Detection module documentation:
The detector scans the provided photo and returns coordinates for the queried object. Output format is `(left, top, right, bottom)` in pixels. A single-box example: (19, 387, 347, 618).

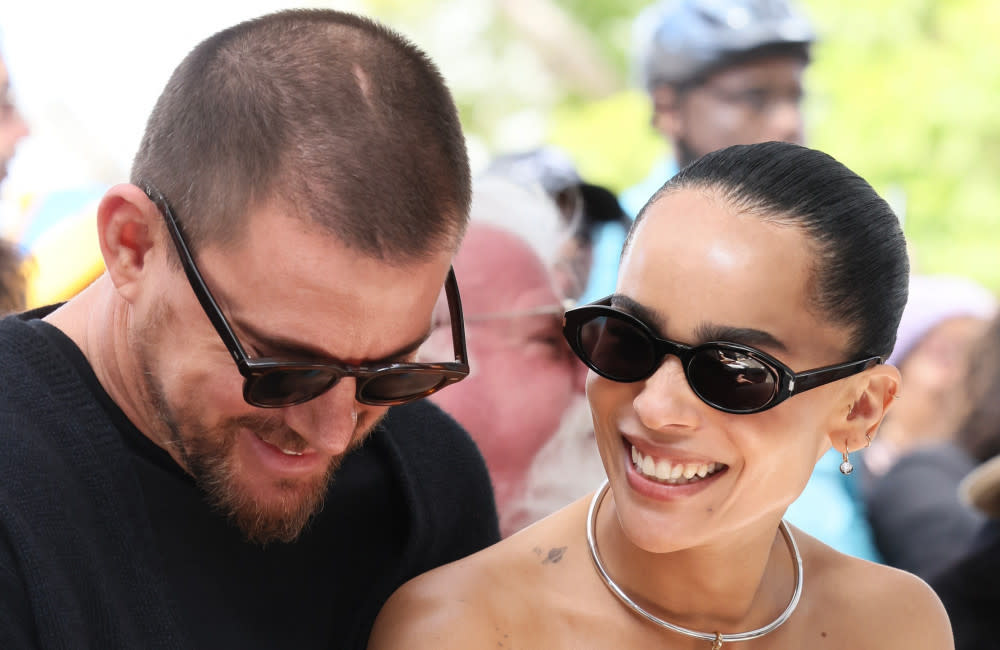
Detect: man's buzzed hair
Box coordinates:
(131, 9, 471, 263)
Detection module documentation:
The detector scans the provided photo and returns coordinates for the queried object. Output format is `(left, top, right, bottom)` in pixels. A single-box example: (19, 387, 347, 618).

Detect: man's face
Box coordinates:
(428, 225, 587, 507)
(653, 56, 807, 167)
(0, 58, 30, 184)
(133, 203, 454, 544)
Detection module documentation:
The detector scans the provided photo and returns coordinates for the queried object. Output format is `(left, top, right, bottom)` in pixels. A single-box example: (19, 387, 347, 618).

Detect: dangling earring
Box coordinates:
(840, 443, 854, 475)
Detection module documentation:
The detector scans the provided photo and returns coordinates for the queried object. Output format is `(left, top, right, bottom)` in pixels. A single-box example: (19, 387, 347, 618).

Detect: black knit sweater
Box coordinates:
(0, 312, 499, 649)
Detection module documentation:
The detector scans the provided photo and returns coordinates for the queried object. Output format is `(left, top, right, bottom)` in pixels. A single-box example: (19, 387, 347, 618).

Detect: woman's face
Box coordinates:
(590, 187, 858, 552)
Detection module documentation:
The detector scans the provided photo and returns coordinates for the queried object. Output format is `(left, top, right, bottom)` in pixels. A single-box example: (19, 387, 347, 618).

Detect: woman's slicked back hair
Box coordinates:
(627, 141, 909, 359)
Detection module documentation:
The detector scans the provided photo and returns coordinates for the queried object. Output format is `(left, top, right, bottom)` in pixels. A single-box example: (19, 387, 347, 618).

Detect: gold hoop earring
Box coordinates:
(840, 443, 854, 475)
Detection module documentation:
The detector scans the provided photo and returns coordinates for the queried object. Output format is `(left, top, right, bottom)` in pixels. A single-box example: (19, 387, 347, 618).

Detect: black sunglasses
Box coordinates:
(143, 184, 470, 408)
(562, 299, 881, 414)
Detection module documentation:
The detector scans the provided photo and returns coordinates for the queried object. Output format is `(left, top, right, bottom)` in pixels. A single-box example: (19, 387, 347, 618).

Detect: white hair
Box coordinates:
(469, 173, 571, 267)
(501, 395, 606, 536)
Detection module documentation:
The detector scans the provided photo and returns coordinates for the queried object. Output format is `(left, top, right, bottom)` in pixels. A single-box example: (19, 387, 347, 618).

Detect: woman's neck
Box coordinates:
(594, 490, 797, 635)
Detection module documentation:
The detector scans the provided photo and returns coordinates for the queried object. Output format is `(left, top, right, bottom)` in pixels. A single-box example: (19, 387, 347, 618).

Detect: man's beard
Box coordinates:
(134, 319, 357, 545)
(175, 409, 339, 546)
(149, 376, 341, 545)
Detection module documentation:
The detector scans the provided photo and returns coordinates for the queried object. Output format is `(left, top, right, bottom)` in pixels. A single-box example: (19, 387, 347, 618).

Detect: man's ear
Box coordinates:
(829, 364, 902, 455)
(650, 84, 685, 140)
(97, 183, 162, 304)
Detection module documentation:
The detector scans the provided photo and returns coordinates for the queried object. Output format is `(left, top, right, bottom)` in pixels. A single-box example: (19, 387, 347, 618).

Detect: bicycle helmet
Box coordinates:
(635, 0, 816, 90)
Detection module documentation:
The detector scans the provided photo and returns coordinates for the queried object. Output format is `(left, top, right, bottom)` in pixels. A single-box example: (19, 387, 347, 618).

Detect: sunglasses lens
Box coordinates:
(688, 348, 778, 412)
(359, 371, 449, 405)
(246, 368, 339, 407)
(576, 313, 657, 381)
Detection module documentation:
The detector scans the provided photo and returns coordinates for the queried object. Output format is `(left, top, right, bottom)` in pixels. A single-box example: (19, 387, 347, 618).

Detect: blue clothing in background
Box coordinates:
(785, 448, 883, 562)
(578, 159, 677, 304)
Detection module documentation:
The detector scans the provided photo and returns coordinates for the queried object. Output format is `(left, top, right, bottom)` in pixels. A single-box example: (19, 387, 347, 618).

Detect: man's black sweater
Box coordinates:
(0, 313, 500, 649)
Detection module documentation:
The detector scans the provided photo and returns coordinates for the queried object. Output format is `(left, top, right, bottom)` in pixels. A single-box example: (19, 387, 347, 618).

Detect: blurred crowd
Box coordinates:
(1, 1, 999, 648)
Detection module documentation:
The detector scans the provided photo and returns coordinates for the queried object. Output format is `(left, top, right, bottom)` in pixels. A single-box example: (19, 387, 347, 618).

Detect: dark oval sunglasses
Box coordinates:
(562, 300, 882, 415)
(143, 184, 470, 408)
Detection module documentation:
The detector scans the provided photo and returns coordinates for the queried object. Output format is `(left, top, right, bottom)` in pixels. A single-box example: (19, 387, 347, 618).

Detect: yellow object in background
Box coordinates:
(10, 186, 107, 308)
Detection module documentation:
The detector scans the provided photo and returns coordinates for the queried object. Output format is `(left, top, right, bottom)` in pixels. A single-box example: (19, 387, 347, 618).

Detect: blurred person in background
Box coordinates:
(13, 185, 106, 307)
(444, 156, 627, 536)
(867, 275, 997, 476)
(864, 274, 997, 578)
(582, 0, 816, 304)
(426, 176, 588, 535)
(0, 237, 24, 314)
(1, 42, 103, 309)
(0, 48, 29, 186)
(930, 310, 1000, 650)
(501, 377, 606, 535)
(485, 146, 630, 301)
(0, 46, 28, 313)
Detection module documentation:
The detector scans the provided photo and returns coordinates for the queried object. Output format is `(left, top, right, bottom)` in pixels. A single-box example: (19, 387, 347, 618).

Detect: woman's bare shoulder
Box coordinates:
(796, 529, 954, 649)
(365, 561, 503, 650)
(367, 495, 595, 650)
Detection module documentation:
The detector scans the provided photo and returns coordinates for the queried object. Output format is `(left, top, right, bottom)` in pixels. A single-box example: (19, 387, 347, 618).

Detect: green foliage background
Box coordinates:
(373, 0, 1000, 292)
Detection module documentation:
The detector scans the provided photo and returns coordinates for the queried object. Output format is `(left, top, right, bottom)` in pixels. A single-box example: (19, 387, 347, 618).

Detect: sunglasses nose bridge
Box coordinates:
(649, 337, 691, 375)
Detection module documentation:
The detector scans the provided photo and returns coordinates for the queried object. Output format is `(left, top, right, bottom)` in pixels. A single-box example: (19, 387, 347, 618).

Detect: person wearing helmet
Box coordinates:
(580, 0, 815, 305)
(633, 0, 814, 174)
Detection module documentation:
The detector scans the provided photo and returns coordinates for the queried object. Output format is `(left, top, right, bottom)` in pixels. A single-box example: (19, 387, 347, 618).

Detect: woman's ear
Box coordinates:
(97, 183, 162, 304)
(829, 364, 902, 455)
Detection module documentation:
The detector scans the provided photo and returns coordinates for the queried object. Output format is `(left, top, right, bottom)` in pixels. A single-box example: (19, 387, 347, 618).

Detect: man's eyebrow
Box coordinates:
(236, 319, 432, 364)
(608, 294, 788, 352)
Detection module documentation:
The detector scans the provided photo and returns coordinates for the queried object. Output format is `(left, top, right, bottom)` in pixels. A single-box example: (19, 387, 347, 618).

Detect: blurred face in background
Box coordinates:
(427, 224, 587, 509)
(887, 315, 992, 447)
(653, 56, 806, 167)
(0, 57, 30, 184)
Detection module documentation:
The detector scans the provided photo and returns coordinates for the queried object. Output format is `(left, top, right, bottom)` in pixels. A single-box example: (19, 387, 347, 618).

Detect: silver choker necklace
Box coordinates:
(586, 480, 803, 649)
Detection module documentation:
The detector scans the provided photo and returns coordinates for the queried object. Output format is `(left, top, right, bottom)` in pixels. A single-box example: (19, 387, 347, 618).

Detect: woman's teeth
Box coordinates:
(631, 445, 723, 484)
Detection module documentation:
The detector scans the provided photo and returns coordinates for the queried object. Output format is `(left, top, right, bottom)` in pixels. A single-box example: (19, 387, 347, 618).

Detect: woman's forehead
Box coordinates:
(619, 188, 849, 364)
(624, 188, 805, 284)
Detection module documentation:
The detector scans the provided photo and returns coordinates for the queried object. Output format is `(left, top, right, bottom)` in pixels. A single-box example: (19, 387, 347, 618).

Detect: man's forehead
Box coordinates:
(194, 210, 451, 357)
(707, 56, 805, 86)
(457, 250, 558, 313)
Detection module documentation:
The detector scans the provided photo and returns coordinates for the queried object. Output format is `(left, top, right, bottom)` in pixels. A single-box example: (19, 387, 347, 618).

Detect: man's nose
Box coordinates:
(280, 377, 360, 456)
